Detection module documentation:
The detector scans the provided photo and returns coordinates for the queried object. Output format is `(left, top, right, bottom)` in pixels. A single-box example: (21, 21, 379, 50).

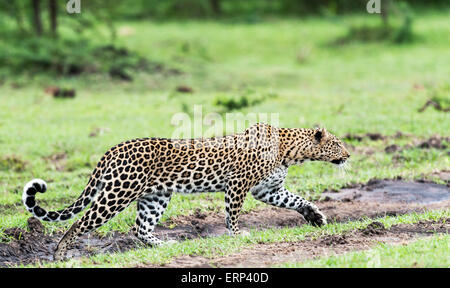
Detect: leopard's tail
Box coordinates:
(22, 176, 102, 222)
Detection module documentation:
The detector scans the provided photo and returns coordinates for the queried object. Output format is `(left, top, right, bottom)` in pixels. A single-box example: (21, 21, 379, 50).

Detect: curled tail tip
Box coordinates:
(22, 179, 47, 211)
(23, 179, 47, 196)
(22, 179, 82, 222)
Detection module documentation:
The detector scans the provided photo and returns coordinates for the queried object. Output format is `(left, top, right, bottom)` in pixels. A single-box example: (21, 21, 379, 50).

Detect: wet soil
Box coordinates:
(154, 219, 449, 268)
(322, 179, 450, 204)
(1, 179, 449, 267)
(343, 133, 449, 159)
(0, 218, 141, 267)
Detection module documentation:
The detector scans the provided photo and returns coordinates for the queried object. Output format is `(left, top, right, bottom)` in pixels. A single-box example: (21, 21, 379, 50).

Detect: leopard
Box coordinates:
(22, 123, 350, 260)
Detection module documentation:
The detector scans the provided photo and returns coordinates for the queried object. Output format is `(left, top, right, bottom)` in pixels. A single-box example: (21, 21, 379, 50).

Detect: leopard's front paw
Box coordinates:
(299, 205, 327, 227)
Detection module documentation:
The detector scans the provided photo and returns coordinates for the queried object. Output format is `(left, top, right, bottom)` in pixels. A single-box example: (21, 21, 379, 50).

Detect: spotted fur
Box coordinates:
(22, 123, 350, 260)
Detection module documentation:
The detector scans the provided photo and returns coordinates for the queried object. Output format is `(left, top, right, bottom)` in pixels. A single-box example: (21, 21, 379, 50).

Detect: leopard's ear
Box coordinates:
(313, 127, 327, 143)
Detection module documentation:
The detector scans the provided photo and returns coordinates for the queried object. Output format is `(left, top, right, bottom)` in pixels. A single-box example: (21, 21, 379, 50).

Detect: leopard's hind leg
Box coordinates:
(54, 189, 140, 261)
(131, 191, 172, 246)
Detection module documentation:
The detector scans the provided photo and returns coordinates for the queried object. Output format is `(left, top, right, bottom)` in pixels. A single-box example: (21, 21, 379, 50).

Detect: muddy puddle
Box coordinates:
(322, 179, 450, 204)
(1, 179, 449, 267)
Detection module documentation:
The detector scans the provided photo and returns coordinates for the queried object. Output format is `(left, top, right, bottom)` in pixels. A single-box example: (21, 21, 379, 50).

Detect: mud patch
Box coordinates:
(418, 99, 450, 113)
(45, 87, 76, 99)
(320, 234, 348, 245)
(343, 131, 414, 143)
(430, 170, 450, 183)
(359, 221, 386, 236)
(385, 136, 449, 155)
(343, 132, 449, 160)
(0, 155, 28, 172)
(322, 180, 450, 204)
(343, 132, 386, 142)
(155, 219, 449, 268)
(176, 85, 194, 93)
(416, 135, 449, 150)
(0, 218, 142, 267)
(44, 153, 68, 171)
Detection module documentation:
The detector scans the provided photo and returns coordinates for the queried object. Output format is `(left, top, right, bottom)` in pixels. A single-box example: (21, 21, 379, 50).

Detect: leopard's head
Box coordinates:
(280, 127, 350, 166)
(306, 127, 350, 165)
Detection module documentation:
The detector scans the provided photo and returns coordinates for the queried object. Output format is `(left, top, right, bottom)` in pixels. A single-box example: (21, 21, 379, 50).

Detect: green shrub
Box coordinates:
(0, 35, 156, 79)
(334, 1, 416, 45)
(214, 91, 277, 112)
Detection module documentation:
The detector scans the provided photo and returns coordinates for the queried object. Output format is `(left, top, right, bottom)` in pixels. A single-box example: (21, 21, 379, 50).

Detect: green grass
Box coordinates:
(279, 233, 450, 268)
(0, 11, 449, 267)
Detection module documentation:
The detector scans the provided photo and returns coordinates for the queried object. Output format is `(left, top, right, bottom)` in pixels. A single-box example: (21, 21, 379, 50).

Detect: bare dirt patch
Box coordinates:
(418, 99, 450, 113)
(384, 135, 449, 156)
(155, 219, 449, 268)
(343, 132, 386, 142)
(429, 170, 450, 183)
(45, 86, 76, 99)
(176, 85, 194, 93)
(44, 153, 68, 171)
(343, 132, 449, 160)
(0, 155, 28, 172)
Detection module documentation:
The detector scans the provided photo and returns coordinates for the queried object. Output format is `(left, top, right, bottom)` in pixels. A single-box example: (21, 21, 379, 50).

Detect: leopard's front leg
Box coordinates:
(254, 186, 326, 226)
(224, 176, 251, 236)
(250, 167, 327, 227)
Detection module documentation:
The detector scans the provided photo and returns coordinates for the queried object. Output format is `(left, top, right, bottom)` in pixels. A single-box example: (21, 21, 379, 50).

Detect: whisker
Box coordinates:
(337, 163, 346, 177)
(334, 158, 352, 178)
(346, 160, 352, 171)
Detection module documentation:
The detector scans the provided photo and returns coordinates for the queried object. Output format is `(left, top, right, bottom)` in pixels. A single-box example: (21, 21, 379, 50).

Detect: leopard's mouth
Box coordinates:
(331, 158, 346, 165)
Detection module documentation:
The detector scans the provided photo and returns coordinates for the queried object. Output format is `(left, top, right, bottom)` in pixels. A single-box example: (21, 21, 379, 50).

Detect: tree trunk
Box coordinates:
(49, 0, 58, 37)
(12, 0, 26, 33)
(381, 0, 390, 27)
(31, 0, 43, 36)
(210, 0, 221, 16)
